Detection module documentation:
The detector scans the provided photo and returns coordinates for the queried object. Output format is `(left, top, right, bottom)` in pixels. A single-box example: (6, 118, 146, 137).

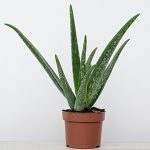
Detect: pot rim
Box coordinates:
(62, 109, 105, 123)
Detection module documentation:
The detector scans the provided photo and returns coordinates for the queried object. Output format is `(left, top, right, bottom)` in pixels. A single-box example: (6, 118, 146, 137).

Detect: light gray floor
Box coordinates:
(0, 142, 150, 150)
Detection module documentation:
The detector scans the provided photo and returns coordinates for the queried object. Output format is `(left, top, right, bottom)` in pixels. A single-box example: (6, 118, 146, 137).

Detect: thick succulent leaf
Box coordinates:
(74, 65, 95, 111)
(87, 39, 130, 108)
(85, 48, 97, 72)
(5, 24, 64, 96)
(79, 35, 87, 86)
(70, 5, 80, 95)
(88, 14, 139, 97)
(55, 55, 76, 109)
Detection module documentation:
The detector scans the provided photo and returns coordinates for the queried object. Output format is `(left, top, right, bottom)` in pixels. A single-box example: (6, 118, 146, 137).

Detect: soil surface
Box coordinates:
(63, 107, 105, 113)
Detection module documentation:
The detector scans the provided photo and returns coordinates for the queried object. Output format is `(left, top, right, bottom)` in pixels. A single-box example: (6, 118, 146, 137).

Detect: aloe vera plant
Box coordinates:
(5, 5, 139, 111)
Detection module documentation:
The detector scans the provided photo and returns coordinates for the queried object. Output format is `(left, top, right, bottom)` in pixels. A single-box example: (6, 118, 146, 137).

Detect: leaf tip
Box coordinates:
(55, 54, 58, 60)
(136, 13, 140, 17)
(133, 13, 140, 20)
(4, 23, 10, 27)
(4, 24, 16, 30)
(93, 47, 97, 53)
(123, 39, 130, 47)
(126, 38, 130, 42)
(84, 35, 87, 43)
(70, 4, 73, 12)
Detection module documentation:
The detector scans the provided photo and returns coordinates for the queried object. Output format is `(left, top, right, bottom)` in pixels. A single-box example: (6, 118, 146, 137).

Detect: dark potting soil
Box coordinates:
(63, 107, 105, 113)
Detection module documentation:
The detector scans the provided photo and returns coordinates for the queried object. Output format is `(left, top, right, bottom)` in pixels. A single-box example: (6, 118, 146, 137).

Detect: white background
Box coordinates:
(0, 0, 149, 143)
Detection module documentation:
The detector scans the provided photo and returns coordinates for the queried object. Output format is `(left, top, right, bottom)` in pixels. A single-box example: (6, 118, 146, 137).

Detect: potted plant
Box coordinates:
(5, 5, 139, 149)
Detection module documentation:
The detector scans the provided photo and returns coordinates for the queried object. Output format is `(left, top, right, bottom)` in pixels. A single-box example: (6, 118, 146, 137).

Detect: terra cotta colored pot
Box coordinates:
(62, 110, 105, 149)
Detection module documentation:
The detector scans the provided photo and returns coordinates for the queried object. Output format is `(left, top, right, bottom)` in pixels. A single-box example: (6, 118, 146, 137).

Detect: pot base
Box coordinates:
(66, 144, 100, 149)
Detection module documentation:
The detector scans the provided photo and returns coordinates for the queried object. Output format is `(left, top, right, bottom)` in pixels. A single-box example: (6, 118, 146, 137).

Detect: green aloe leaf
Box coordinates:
(74, 65, 95, 111)
(55, 55, 76, 109)
(87, 39, 130, 108)
(85, 48, 97, 72)
(79, 35, 87, 86)
(5, 24, 64, 96)
(88, 14, 140, 97)
(70, 4, 80, 95)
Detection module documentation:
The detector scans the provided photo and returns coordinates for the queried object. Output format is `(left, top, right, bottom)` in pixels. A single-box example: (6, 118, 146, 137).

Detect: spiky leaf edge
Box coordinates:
(74, 65, 95, 111)
(87, 39, 130, 108)
(55, 55, 76, 109)
(88, 14, 140, 98)
(79, 35, 87, 86)
(5, 24, 65, 96)
(85, 48, 97, 72)
(70, 5, 80, 95)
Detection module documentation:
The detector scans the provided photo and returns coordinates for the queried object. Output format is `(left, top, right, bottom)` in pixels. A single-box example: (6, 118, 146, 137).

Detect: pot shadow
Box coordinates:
(65, 148, 101, 150)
